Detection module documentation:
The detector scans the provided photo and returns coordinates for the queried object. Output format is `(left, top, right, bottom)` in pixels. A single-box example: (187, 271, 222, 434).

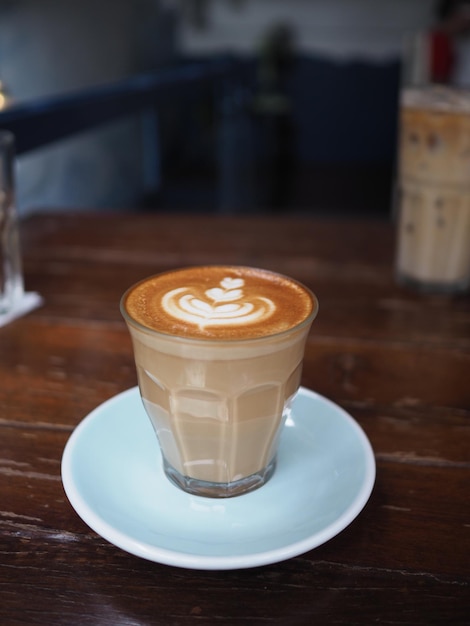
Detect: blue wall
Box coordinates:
(288, 55, 401, 164)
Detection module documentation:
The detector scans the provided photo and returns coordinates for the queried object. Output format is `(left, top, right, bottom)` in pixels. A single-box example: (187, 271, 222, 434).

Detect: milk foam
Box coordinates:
(122, 266, 316, 340)
(162, 276, 275, 328)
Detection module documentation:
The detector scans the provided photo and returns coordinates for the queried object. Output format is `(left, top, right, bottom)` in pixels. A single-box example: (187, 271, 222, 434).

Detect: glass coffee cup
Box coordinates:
(121, 265, 318, 498)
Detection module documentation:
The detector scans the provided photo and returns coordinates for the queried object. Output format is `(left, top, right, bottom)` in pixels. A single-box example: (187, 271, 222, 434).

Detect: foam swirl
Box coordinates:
(161, 277, 275, 328)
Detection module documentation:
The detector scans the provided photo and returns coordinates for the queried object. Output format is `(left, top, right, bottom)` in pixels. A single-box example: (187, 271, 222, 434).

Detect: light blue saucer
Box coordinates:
(61, 387, 375, 570)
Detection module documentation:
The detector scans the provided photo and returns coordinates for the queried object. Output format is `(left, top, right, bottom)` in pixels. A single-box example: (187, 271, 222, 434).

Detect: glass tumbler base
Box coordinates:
(163, 457, 276, 498)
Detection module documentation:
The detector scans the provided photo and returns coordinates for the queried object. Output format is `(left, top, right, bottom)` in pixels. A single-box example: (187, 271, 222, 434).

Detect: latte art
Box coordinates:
(122, 266, 316, 339)
(162, 277, 275, 327)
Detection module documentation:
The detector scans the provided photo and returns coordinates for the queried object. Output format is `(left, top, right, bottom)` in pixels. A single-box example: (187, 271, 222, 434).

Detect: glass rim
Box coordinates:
(120, 265, 319, 345)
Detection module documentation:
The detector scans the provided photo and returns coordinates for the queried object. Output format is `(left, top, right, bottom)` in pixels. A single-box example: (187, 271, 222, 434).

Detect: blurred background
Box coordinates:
(0, 0, 439, 217)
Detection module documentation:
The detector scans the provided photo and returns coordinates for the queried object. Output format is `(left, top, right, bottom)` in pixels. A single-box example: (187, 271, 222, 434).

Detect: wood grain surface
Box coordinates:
(1, 213, 468, 625)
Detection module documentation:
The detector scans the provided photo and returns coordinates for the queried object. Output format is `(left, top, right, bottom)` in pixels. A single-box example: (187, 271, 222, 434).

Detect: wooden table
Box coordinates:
(1, 212, 468, 625)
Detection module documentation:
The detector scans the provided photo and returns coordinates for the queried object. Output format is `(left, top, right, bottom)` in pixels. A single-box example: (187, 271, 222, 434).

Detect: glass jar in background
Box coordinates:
(395, 85, 470, 294)
(0, 130, 24, 314)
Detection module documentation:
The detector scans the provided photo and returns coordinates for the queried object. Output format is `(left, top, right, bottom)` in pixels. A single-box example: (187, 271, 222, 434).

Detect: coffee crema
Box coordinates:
(123, 266, 315, 339)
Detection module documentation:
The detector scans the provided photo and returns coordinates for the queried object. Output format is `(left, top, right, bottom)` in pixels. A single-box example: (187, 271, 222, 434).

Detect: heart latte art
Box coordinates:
(162, 277, 275, 327)
(122, 266, 316, 339)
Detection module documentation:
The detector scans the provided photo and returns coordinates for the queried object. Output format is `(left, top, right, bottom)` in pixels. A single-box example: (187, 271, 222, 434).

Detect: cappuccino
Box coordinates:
(121, 266, 317, 497)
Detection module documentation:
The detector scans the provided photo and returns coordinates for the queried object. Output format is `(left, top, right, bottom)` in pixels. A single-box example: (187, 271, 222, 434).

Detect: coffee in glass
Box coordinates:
(121, 265, 317, 497)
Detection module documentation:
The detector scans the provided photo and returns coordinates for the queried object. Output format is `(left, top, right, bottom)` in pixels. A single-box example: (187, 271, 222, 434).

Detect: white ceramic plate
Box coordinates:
(61, 386, 375, 570)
